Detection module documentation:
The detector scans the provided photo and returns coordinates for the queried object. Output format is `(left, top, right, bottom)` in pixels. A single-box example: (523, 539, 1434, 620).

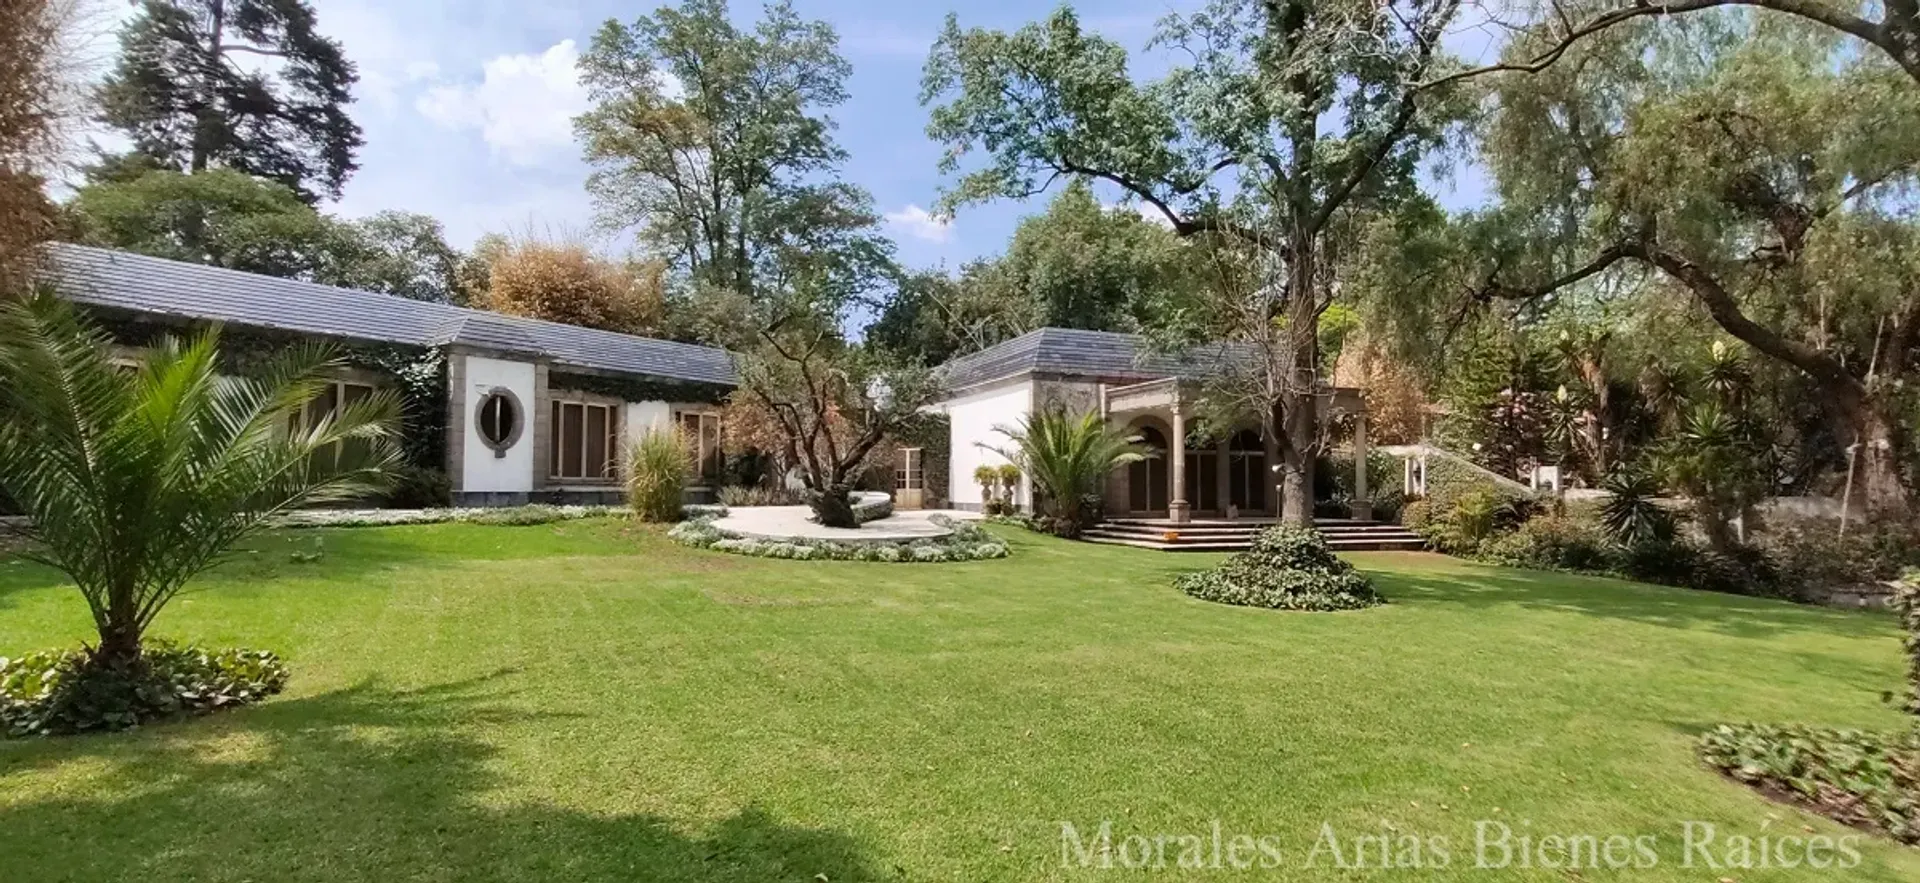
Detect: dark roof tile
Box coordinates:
(45, 244, 736, 386)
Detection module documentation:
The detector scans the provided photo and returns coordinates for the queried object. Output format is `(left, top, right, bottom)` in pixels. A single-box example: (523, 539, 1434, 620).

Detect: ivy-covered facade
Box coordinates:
(50, 243, 738, 507)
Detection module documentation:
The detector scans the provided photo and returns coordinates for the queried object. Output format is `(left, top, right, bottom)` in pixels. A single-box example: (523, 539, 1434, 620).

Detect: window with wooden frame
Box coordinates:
(677, 411, 722, 483)
(895, 447, 923, 491)
(549, 400, 621, 481)
(290, 379, 377, 434)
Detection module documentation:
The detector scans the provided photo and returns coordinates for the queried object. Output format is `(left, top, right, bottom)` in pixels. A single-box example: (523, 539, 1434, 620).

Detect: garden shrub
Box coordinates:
(1698, 723, 1919, 845)
(382, 465, 452, 509)
(717, 484, 802, 506)
(1898, 571, 1920, 719)
(1400, 499, 1431, 532)
(464, 504, 571, 526)
(627, 429, 689, 523)
(1174, 525, 1385, 611)
(1481, 515, 1613, 573)
(1, 642, 289, 738)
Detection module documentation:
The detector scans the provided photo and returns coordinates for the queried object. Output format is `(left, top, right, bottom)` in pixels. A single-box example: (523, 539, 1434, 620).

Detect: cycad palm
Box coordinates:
(988, 408, 1145, 537)
(0, 292, 402, 667)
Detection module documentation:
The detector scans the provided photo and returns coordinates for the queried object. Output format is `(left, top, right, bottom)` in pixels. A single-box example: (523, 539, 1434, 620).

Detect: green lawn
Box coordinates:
(1, 520, 1914, 881)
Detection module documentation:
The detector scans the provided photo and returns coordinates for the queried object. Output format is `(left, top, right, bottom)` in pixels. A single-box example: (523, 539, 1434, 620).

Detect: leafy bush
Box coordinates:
(278, 505, 625, 528)
(383, 465, 452, 509)
(1, 642, 289, 738)
(1400, 499, 1431, 532)
(1763, 518, 1920, 596)
(1481, 515, 1613, 572)
(717, 484, 802, 506)
(627, 429, 689, 523)
(1174, 525, 1385, 611)
(1698, 723, 1919, 845)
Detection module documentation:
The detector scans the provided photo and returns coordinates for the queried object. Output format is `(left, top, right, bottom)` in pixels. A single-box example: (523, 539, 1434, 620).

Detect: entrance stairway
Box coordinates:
(1081, 518, 1427, 552)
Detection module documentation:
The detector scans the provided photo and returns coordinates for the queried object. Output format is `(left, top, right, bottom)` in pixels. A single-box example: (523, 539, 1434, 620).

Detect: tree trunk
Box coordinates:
(1847, 398, 1911, 516)
(193, 0, 228, 174)
(809, 485, 858, 528)
(92, 619, 145, 671)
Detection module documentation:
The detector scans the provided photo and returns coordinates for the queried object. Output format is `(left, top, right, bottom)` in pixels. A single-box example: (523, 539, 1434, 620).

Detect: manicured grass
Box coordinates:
(1, 520, 1915, 881)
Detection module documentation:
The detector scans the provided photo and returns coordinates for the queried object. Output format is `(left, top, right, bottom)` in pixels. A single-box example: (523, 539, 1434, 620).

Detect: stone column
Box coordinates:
(1168, 408, 1190, 523)
(1350, 412, 1372, 522)
(1215, 439, 1231, 518)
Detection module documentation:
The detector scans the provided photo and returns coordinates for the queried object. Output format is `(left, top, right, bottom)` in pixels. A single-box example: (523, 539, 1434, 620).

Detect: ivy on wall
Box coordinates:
(548, 370, 730, 407)
(92, 314, 448, 470)
(870, 412, 952, 507)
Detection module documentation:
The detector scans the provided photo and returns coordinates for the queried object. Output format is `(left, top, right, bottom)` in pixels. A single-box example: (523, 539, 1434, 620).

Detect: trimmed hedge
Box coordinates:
(668, 514, 1009, 563)
(1, 642, 289, 737)
(1174, 524, 1385, 611)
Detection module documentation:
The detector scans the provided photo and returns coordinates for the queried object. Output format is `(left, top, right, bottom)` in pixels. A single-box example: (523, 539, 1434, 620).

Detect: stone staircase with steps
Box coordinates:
(1081, 518, 1427, 552)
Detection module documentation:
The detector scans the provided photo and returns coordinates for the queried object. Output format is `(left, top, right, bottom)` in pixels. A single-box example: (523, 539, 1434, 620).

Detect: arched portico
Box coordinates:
(1101, 377, 1371, 523)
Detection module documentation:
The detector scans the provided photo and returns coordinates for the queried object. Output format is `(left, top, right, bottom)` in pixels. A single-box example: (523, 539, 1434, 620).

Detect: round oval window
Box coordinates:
(475, 389, 522, 453)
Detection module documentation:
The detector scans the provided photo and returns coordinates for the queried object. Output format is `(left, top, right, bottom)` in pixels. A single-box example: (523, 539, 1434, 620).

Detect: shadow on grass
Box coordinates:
(1370, 562, 1894, 641)
(0, 671, 901, 883)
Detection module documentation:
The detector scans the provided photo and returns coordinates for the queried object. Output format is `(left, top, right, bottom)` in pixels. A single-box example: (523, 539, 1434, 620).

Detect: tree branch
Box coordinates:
(1418, 0, 1916, 91)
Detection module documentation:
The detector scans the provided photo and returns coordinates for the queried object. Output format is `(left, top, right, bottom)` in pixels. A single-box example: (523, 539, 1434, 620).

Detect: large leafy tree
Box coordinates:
(96, 0, 363, 203)
(0, 292, 400, 667)
(316, 211, 465, 303)
(479, 235, 667, 335)
(994, 179, 1195, 334)
(65, 167, 341, 278)
(0, 0, 68, 289)
(1433, 0, 1920, 89)
(922, 1, 1468, 523)
(575, 0, 893, 322)
(735, 313, 940, 527)
(1462, 17, 1920, 512)
(66, 170, 469, 302)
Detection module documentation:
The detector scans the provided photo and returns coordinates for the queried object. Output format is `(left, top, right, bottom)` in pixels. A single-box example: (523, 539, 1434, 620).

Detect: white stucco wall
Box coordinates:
(623, 401, 673, 449)
(945, 378, 1033, 508)
(461, 355, 538, 493)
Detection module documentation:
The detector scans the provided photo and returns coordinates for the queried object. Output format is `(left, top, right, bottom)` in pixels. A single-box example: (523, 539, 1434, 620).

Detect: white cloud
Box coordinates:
(884, 204, 953, 243)
(417, 40, 589, 166)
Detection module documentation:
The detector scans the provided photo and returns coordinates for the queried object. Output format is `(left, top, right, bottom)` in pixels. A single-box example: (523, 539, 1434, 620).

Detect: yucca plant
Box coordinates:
(987, 408, 1146, 537)
(0, 292, 402, 669)
(1599, 465, 1674, 545)
(627, 428, 689, 522)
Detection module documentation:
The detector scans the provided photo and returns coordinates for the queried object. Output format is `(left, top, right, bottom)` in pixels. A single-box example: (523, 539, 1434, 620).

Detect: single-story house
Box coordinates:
(928, 327, 1376, 522)
(40, 244, 1377, 522)
(44, 243, 735, 507)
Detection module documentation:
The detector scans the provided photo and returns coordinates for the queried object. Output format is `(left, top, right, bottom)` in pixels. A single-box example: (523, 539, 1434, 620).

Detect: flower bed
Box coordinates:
(1, 642, 289, 737)
(669, 514, 1009, 563)
(1698, 723, 1919, 845)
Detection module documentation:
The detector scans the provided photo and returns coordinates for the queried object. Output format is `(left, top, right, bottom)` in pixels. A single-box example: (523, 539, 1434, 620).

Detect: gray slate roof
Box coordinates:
(936, 327, 1251, 391)
(44, 244, 737, 386)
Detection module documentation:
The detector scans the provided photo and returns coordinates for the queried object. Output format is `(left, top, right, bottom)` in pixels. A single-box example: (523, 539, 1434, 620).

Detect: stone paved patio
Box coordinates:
(711, 505, 980, 543)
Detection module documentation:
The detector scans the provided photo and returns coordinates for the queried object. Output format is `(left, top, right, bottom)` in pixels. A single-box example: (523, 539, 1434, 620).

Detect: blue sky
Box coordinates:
(180, 0, 1505, 268)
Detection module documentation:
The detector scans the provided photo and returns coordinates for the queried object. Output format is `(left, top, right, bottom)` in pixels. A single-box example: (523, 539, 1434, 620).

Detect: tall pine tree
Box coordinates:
(97, 0, 362, 204)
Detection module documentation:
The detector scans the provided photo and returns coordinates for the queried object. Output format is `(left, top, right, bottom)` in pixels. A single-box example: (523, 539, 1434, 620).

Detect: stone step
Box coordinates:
(1081, 521, 1426, 553)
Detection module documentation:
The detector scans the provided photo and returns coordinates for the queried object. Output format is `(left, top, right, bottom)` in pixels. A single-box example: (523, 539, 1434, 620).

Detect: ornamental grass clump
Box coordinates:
(627, 428, 689, 522)
(1174, 524, 1385, 611)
